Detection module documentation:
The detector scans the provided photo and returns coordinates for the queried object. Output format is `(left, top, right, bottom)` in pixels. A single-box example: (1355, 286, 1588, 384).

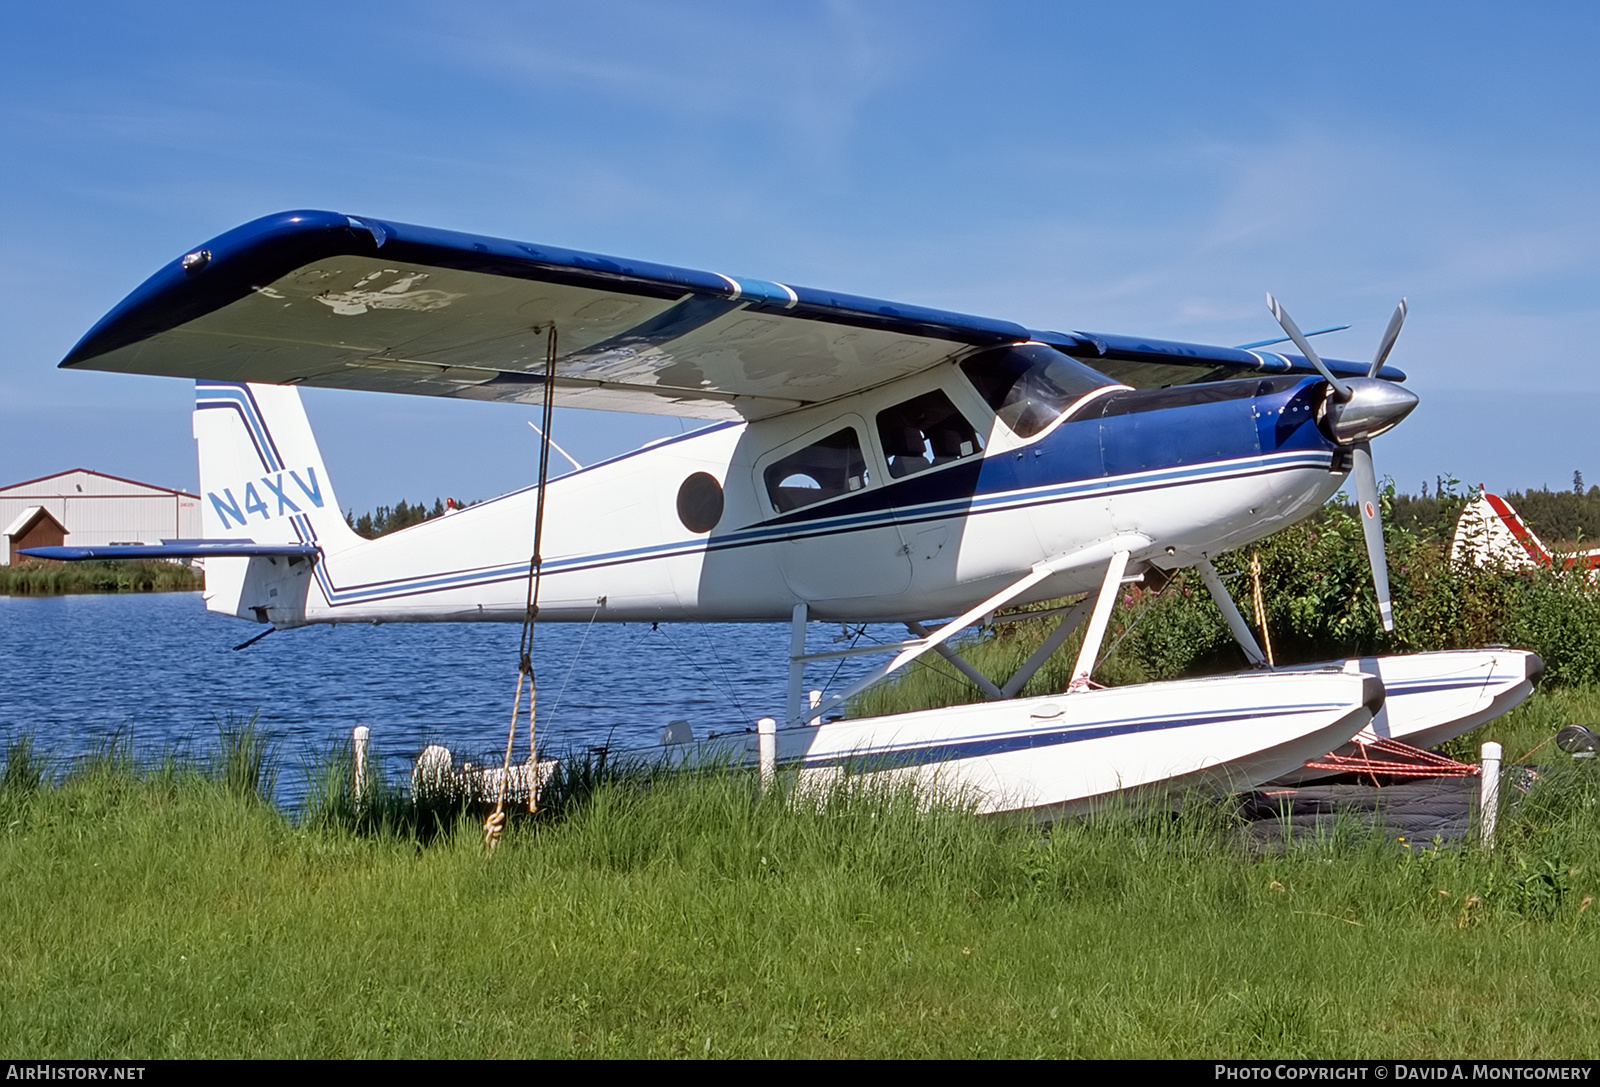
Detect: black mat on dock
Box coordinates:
(1238, 777, 1479, 847)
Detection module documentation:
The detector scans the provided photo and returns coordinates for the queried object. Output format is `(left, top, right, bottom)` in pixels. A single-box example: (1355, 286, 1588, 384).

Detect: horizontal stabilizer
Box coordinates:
(21, 539, 320, 561)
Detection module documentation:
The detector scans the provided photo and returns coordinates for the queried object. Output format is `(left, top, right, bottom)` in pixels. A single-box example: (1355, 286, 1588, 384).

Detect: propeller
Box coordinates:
(1266, 294, 1413, 632)
(1266, 293, 1352, 401)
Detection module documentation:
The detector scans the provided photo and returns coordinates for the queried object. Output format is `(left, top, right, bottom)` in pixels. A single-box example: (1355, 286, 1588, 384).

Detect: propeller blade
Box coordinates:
(1266, 293, 1352, 400)
(1351, 441, 1393, 632)
(1368, 297, 1408, 378)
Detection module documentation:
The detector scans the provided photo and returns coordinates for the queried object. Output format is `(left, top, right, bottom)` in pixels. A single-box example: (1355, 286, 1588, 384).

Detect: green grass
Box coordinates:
(2, 692, 1600, 1058)
(0, 560, 202, 595)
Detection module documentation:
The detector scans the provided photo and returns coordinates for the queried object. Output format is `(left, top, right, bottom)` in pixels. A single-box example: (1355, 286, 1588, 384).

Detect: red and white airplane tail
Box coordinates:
(1452, 491, 1600, 574)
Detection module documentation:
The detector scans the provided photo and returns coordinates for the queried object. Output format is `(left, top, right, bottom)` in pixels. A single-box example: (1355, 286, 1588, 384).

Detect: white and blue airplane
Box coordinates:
(30, 210, 1539, 814)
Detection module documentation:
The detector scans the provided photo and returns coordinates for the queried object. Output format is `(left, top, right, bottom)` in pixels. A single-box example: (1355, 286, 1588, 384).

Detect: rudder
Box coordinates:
(193, 382, 361, 623)
(194, 382, 358, 547)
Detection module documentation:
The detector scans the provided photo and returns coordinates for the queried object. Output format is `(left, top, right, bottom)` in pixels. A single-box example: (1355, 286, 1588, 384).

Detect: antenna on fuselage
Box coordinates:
(1233, 324, 1349, 351)
(527, 421, 583, 473)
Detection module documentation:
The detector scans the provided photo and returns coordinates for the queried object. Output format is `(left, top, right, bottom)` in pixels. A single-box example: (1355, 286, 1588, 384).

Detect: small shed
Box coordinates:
(4, 506, 67, 565)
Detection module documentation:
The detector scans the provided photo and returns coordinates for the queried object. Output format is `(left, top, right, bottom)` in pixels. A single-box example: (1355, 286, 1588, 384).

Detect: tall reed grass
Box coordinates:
(0, 559, 202, 595)
(1, 733, 46, 794)
(215, 715, 275, 801)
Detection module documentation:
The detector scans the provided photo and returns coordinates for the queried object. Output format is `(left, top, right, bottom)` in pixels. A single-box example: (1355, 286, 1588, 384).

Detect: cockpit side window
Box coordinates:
(960, 344, 1120, 438)
(764, 427, 869, 513)
(875, 390, 983, 479)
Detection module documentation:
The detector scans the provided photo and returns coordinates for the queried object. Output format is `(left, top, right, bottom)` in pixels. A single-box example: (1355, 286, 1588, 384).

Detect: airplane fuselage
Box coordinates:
(202, 362, 1349, 628)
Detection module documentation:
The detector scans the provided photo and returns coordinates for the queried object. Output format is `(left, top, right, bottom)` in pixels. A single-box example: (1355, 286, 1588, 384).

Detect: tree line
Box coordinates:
(343, 498, 474, 540)
(1385, 473, 1600, 548)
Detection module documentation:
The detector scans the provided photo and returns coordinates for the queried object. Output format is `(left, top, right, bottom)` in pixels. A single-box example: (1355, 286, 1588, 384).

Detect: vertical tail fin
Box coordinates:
(193, 382, 361, 623)
(194, 382, 360, 549)
(1452, 492, 1550, 569)
(1481, 493, 1553, 565)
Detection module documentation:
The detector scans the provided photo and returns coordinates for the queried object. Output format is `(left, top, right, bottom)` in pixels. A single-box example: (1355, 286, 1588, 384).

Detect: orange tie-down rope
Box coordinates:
(1300, 736, 1481, 781)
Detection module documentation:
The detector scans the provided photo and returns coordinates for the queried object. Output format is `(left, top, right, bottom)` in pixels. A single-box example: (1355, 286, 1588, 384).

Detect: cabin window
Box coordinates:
(764, 427, 869, 513)
(960, 343, 1120, 438)
(676, 472, 725, 533)
(875, 390, 983, 479)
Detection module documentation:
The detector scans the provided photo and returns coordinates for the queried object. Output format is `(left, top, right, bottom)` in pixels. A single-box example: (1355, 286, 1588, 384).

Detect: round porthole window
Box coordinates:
(676, 472, 724, 533)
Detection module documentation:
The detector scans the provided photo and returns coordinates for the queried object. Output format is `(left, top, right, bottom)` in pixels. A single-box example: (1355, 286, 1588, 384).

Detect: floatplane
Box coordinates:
(30, 210, 1539, 816)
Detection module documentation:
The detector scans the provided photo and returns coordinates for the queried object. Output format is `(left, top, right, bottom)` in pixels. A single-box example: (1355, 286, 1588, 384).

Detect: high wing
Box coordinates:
(61, 210, 1405, 420)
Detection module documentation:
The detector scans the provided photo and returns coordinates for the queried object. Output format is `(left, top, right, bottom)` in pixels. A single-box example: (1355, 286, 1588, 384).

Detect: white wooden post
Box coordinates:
(1479, 741, 1502, 850)
(757, 717, 777, 792)
(353, 725, 370, 808)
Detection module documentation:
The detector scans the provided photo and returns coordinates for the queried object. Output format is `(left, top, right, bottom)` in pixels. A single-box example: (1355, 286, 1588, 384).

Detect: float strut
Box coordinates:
(999, 594, 1096, 698)
(803, 538, 1146, 723)
(905, 621, 1005, 700)
(786, 602, 809, 726)
(1067, 550, 1131, 692)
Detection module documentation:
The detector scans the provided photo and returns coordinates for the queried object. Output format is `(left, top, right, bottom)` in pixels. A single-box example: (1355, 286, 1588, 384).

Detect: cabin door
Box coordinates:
(756, 417, 912, 602)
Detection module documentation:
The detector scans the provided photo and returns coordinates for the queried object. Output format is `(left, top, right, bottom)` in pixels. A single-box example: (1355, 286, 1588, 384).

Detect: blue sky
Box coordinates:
(4, 2, 1598, 511)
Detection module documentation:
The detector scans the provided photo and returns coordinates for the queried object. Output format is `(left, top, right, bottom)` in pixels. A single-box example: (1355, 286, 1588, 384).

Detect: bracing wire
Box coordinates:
(543, 604, 602, 734)
(651, 623, 752, 722)
(816, 624, 868, 699)
(696, 622, 754, 722)
(833, 623, 980, 700)
(1093, 572, 1177, 673)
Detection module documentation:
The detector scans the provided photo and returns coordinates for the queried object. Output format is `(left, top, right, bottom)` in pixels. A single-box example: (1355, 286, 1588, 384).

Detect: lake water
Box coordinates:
(0, 592, 910, 806)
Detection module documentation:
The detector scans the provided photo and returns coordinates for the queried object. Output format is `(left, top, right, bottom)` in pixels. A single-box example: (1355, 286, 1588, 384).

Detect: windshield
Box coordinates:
(960, 344, 1121, 438)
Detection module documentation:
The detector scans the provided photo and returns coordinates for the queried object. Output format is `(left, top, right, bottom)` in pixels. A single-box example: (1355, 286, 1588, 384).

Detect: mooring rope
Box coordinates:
(485, 324, 559, 852)
(1249, 549, 1276, 668)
